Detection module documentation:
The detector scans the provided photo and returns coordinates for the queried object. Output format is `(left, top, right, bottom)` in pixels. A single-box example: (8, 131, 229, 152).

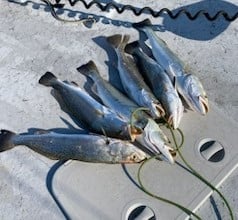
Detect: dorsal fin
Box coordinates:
(71, 81, 79, 86)
(34, 129, 51, 135)
(132, 18, 152, 29)
(101, 127, 110, 145)
(91, 83, 98, 96)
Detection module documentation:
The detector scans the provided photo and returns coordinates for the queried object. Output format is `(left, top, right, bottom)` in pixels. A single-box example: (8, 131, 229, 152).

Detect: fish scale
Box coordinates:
(125, 41, 184, 129)
(107, 34, 165, 119)
(38, 71, 133, 140)
(0, 130, 147, 163)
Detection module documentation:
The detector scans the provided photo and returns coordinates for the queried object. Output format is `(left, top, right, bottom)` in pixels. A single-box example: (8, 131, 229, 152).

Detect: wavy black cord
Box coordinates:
(55, 0, 238, 21)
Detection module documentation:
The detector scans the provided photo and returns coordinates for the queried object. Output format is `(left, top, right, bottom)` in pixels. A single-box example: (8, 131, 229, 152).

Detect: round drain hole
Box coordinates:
(198, 139, 225, 162)
(126, 204, 156, 220)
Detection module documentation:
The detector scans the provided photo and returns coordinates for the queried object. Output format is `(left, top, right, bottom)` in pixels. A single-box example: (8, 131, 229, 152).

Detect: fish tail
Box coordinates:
(132, 18, 152, 29)
(77, 60, 100, 80)
(121, 35, 130, 50)
(106, 34, 122, 48)
(39, 72, 58, 87)
(125, 41, 140, 55)
(107, 34, 130, 50)
(0, 130, 16, 152)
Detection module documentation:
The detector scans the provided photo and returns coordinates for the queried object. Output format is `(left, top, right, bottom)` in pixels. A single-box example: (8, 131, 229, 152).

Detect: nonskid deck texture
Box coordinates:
(0, 0, 238, 219)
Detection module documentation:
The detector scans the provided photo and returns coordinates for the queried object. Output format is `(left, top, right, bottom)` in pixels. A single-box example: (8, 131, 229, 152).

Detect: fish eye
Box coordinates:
(131, 153, 138, 160)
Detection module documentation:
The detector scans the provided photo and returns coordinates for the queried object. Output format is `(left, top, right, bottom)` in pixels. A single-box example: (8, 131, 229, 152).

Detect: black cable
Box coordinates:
(46, 160, 71, 220)
(54, 0, 238, 21)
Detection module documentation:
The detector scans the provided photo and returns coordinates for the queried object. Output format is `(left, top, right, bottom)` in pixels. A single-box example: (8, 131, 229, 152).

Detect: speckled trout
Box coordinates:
(0, 130, 146, 163)
(39, 72, 136, 140)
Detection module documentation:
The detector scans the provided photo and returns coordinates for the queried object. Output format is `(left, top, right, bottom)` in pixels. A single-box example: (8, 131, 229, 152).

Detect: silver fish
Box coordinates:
(133, 19, 209, 115)
(77, 61, 144, 124)
(0, 130, 146, 163)
(125, 41, 184, 129)
(39, 72, 134, 140)
(106, 34, 165, 119)
(77, 61, 176, 164)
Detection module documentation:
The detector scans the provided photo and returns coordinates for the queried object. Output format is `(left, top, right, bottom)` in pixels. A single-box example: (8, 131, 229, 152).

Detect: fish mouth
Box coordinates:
(170, 149, 177, 157)
(151, 103, 165, 118)
(168, 114, 180, 130)
(122, 159, 145, 164)
(167, 105, 183, 129)
(156, 104, 166, 117)
(129, 125, 143, 141)
(148, 137, 175, 164)
(176, 74, 208, 115)
(137, 119, 175, 164)
(137, 136, 175, 164)
(158, 146, 176, 164)
(198, 96, 209, 115)
(186, 94, 209, 115)
(161, 145, 176, 164)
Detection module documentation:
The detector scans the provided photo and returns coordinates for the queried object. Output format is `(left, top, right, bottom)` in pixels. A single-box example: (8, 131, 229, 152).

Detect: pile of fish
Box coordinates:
(0, 19, 209, 164)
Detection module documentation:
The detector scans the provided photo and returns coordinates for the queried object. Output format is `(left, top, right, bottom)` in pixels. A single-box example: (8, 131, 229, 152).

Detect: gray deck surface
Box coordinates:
(0, 0, 238, 219)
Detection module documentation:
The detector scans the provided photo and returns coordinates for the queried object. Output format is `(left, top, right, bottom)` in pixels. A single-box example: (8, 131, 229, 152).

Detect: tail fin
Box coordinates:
(107, 34, 130, 50)
(39, 72, 57, 87)
(77, 60, 100, 80)
(0, 130, 16, 152)
(106, 34, 122, 49)
(125, 41, 140, 55)
(121, 35, 130, 50)
(132, 18, 152, 29)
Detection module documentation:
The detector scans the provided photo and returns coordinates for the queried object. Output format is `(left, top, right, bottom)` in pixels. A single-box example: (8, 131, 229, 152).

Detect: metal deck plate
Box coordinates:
(52, 103, 238, 219)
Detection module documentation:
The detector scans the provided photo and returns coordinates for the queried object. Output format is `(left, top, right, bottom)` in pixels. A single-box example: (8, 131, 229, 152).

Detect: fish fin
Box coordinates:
(34, 129, 51, 135)
(107, 34, 130, 50)
(71, 81, 79, 86)
(120, 35, 130, 50)
(91, 83, 98, 96)
(107, 34, 122, 48)
(126, 55, 138, 68)
(174, 75, 186, 89)
(172, 77, 176, 88)
(63, 80, 70, 84)
(101, 127, 110, 145)
(77, 60, 99, 80)
(63, 80, 79, 87)
(0, 130, 16, 152)
(132, 18, 152, 29)
(184, 64, 191, 73)
(143, 42, 154, 57)
(39, 72, 57, 87)
(125, 41, 140, 55)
